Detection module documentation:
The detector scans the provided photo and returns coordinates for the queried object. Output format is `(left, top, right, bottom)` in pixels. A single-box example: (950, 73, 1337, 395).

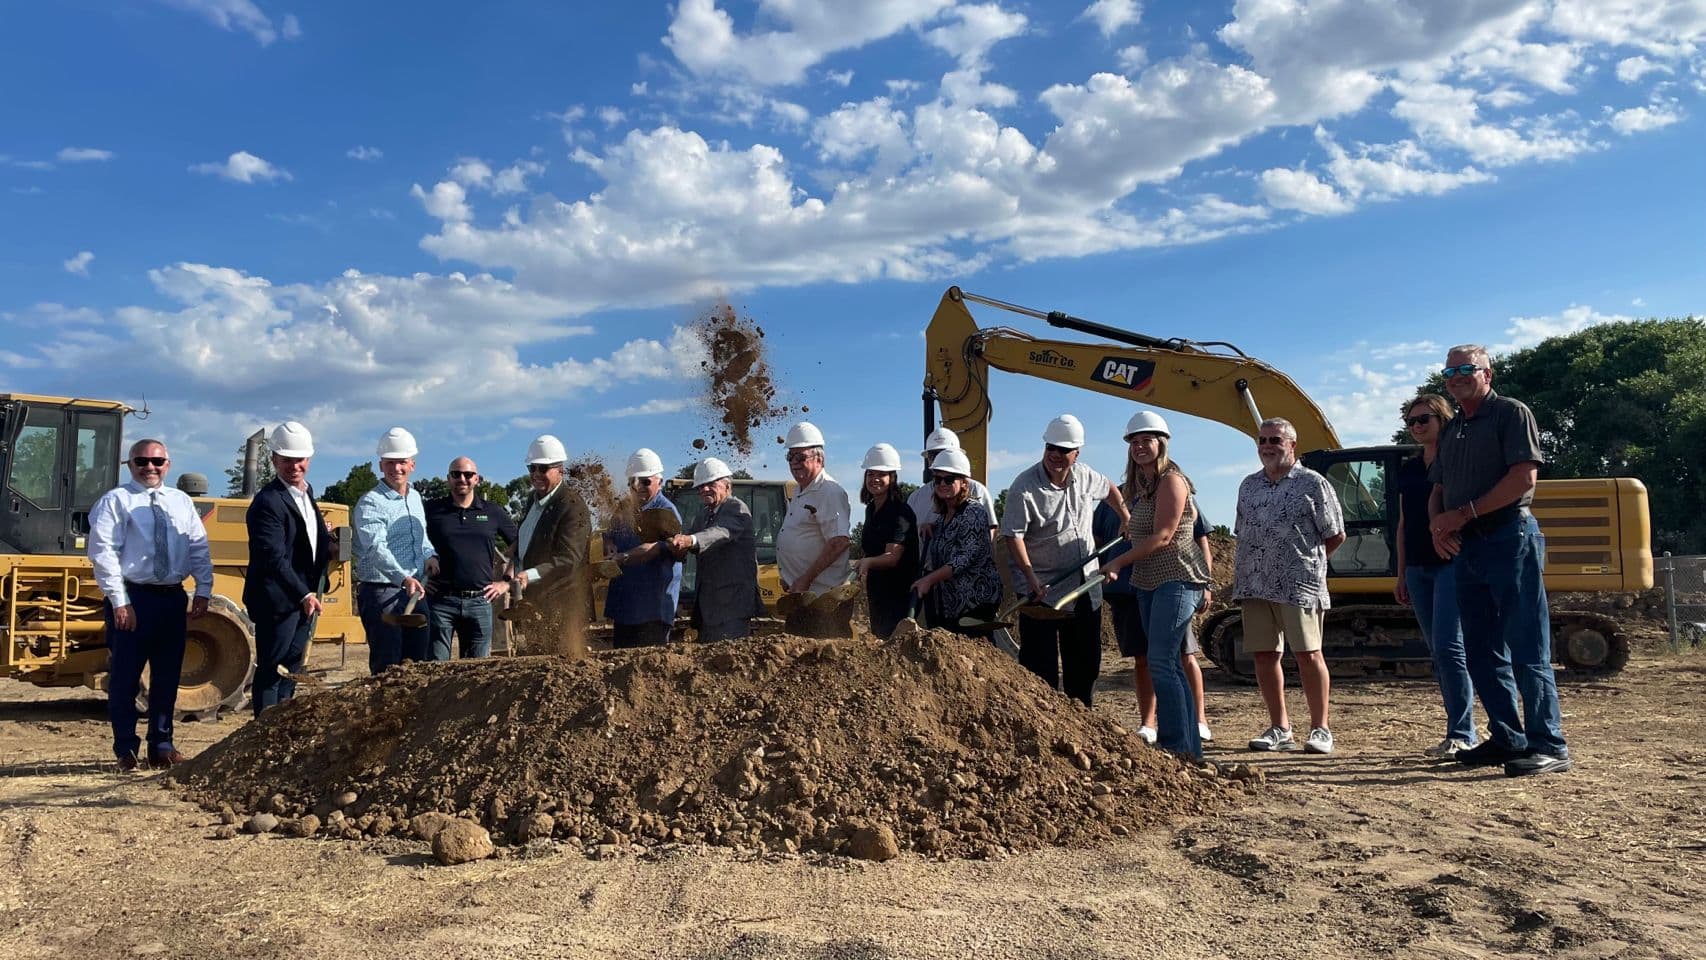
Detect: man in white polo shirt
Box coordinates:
(777, 421, 852, 635)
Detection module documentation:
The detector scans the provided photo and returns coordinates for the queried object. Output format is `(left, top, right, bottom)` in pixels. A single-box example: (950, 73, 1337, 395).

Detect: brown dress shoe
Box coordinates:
(118, 753, 140, 772)
(149, 748, 188, 768)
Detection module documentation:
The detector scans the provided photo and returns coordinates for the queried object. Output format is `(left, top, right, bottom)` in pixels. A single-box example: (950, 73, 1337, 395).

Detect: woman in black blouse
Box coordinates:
(854, 443, 919, 638)
(910, 449, 1001, 636)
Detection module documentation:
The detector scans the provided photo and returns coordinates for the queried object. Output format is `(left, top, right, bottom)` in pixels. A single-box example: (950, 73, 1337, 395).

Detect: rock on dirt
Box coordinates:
(243, 812, 279, 835)
(433, 820, 495, 866)
(848, 823, 900, 862)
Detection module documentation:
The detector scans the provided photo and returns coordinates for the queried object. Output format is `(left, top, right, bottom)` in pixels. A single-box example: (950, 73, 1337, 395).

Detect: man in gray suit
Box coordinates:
(669, 457, 764, 642)
(512, 434, 592, 656)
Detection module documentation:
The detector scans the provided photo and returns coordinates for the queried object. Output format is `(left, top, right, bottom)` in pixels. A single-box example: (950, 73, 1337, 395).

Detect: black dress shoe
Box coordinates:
(1505, 753, 1573, 777)
(149, 748, 188, 768)
(1455, 741, 1522, 766)
(117, 753, 140, 772)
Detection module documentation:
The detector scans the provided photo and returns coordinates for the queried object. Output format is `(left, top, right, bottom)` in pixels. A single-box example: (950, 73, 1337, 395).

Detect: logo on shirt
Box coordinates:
(1027, 349, 1076, 369)
(1091, 356, 1156, 391)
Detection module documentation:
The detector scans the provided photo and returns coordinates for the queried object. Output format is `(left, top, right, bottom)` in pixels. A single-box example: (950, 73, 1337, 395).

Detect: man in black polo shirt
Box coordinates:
(1427, 343, 1569, 777)
(425, 457, 519, 659)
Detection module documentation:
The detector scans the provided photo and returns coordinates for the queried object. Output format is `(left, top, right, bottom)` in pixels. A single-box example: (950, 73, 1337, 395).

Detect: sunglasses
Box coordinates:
(131, 456, 168, 467)
(785, 453, 816, 465)
(527, 464, 557, 475)
(1044, 444, 1075, 455)
(932, 474, 961, 485)
(448, 470, 477, 480)
(1404, 414, 1436, 428)
(1256, 436, 1288, 446)
(1442, 363, 1484, 378)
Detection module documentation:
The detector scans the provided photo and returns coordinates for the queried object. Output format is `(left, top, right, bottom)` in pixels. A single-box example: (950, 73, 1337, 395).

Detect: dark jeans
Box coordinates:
(1454, 512, 1567, 757)
(359, 582, 430, 674)
(612, 620, 671, 648)
(698, 619, 751, 643)
(105, 585, 187, 759)
(429, 592, 493, 660)
(250, 604, 313, 717)
(1018, 596, 1102, 707)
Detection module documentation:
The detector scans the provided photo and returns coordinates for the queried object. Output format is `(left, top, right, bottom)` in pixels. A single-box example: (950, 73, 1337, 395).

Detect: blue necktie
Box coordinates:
(151, 491, 171, 583)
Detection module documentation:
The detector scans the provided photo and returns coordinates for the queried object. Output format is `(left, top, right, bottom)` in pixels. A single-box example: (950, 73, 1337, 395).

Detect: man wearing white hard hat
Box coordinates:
(1000, 414, 1128, 707)
(853, 443, 919, 639)
(601, 448, 683, 648)
(353, 427, 439, 674)
(243, 421, 332, 715)
(777, 422, 853, 634)
(669, 458, 763, 642)
(512, 434, 592, 656)
(906, 426, 995, 538)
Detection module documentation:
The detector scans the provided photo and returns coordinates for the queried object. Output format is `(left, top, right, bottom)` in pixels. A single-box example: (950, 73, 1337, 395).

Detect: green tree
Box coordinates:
(321, 463, 378, 506)
(224, 439, 275, 496)
(412, 476, 450, 500)
(992, 488, 1008, 524)
(1394, 318, 1706, 553)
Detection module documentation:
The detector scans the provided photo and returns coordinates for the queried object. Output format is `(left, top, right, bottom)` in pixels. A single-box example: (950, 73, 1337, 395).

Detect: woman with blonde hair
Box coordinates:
(1099, 411, 1212, 759)
(911, 449, 1001, 636)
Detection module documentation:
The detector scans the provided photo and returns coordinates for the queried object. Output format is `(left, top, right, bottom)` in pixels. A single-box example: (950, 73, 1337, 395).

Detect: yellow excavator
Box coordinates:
(0, 394, 359, 717)
(924, 287, 1652, 679)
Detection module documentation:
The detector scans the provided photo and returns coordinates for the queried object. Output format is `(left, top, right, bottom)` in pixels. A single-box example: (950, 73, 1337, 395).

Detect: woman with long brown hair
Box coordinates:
(911, 449, 1001, 635)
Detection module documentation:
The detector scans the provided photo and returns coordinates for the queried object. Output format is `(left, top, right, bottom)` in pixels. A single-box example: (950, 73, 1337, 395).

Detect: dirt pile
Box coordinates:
(173, 628, 1249, 860)
(690, 303, 788, 458)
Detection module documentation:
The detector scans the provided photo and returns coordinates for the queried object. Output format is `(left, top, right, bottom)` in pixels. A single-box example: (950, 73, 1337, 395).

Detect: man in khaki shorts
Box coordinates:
(1231, 418, 1345, 754)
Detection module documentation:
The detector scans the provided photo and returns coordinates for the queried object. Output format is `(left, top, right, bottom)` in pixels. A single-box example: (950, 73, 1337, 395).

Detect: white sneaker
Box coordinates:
(1424, 738, 1472, 760)
(1136, 725, 1158, 745)
(1247, 726, 1296, 752)
(1304, 727, 1334, 755)
(1198, 722, 1214, 742)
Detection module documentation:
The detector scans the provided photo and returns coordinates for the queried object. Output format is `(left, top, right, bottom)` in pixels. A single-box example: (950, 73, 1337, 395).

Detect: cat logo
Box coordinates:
(1091, 356, 1156, 391)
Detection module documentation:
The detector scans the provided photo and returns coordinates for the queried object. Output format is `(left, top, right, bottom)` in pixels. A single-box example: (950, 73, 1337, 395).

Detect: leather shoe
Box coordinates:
(1454, 740, 1522, 767)
(1504, 753, 1573, 777)
(149, 748, 188, 769)
(117, 752, 140, 773)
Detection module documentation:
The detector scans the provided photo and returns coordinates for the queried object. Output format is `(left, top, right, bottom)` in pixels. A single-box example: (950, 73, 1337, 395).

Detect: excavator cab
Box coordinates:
(1302, 446, 1407, 579)
(0, 396, 127, 556)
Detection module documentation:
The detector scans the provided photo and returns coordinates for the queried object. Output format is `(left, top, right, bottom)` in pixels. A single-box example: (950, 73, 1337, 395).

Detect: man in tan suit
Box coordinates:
(511, 435, 592, 657)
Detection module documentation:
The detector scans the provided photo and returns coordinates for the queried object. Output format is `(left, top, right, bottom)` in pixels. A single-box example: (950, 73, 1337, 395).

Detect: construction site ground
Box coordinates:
(2, 621, 1702, 960)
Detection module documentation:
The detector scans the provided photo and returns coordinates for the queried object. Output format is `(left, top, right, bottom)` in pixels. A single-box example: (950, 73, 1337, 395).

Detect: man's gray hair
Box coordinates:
(1446, 343, 1492, 366)
(1258, 418, 1297, 442)
(128, 437, 168, 458)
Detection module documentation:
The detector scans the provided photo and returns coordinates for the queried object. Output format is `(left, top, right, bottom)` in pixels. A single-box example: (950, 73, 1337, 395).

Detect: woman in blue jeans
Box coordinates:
(1099, 411, 1211, 760)
(1395, 394, 1479, 758)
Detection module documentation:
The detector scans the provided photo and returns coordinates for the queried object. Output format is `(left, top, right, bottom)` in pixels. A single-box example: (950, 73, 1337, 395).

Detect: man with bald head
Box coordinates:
(425, 456, 518, 659)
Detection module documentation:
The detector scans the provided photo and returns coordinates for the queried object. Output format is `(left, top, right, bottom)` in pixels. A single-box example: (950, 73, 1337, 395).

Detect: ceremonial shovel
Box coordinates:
(381, 593, 427, 629)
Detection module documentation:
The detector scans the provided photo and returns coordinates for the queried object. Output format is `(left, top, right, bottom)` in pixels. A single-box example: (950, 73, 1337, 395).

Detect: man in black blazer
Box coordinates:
(244, 421, 332, 715)
(511, 435, 592, 657)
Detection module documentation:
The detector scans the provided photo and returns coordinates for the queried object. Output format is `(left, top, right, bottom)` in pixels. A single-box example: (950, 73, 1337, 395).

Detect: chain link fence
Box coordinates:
(1656, 553, 1706, 652)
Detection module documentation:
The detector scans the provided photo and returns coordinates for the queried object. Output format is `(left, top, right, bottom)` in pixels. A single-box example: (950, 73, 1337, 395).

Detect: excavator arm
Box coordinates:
(923, 287, 1341, 484)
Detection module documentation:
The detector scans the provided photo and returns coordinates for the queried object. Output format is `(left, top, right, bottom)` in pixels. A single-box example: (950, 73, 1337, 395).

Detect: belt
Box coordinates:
(124, 580, 184, 594)
(1462, 505, 1526, 538)
(446, 589, 489, 599)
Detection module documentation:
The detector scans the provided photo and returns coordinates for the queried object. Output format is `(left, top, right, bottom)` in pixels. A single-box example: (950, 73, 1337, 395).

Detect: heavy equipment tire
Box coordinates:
(1551, 611, 1631, 679)
(137, 595, 256, 722)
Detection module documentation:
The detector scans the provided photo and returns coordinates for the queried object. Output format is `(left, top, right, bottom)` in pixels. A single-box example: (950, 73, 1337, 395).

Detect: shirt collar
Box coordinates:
(797, 471, 830, 496)
(123, 480, 154, 495)
(534, 481, 562, 507)
(371, 482, 410, 501)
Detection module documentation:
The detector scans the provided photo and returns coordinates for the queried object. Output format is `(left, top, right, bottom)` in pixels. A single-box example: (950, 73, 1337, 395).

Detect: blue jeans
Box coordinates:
(1405, 564, 1478, 745)
(1453, 512, 1567, 757)
(429, 593, 493, 660)
(1137, 581, 1204, 760)
(105, 586, 186, 759)
(358, 582, 430, 675)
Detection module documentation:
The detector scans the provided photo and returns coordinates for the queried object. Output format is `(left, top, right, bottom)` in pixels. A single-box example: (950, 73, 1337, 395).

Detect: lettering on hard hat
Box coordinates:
(1092, 357, 1156, 391)
(1027, 349, 1076, 369)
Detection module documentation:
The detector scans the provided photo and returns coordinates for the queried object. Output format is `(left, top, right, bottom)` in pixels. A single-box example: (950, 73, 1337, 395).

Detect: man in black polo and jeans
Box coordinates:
(1428, 343, 1570, 777)
(425, 456, 518, 659)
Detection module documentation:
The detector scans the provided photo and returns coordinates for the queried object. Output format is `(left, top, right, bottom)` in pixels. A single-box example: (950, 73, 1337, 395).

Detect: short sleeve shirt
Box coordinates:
(1231, 462, 1344, 610)
(778, 471, 853, 595)
(999, 461, 1112, 607)
(1429, 389, 1545, 511)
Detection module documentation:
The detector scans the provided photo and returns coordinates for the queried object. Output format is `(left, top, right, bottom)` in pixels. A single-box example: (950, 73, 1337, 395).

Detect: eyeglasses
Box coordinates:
(932, 474, 961, 485)
(1044, 444, 1075, 455)
(1256, 436, 1288, 446)
(527, 464, 558, 475)
(785, 452, 816, 465)
(131, 457, 168, 467)
(1442, 363, 1484, 378)
(1404, 414, 1436, 428)
(448, 470, 477, 480)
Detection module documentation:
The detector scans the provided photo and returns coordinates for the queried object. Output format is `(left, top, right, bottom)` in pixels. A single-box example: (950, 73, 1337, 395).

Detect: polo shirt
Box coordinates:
(1429, 389, 1545, 514)
(999, 460, 1112, 607)
(778, 470, 852, 595)
(425, 495, 519, 592)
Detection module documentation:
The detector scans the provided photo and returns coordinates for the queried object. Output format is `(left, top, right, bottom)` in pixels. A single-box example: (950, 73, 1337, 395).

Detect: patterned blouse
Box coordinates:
(1124, 466, 1212, 591)
(923, 499, 1002, 618)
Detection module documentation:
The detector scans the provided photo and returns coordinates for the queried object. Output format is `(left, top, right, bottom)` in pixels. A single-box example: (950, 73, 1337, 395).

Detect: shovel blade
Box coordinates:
(636, 507, 683, 543)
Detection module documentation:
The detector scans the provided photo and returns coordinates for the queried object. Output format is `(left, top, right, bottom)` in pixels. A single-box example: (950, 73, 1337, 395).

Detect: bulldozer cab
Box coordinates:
(1302, 446, 1406, 579)
(0, 395, 128, 556)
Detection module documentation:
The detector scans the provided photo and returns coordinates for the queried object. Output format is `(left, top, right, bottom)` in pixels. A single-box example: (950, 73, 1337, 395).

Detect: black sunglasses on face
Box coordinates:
(1256, 436, 1288, 446)
(932, 474, 961, 485)
(131, 457, 168, 467)
(1404, 414, 1435, 427)
(1044, 444, 1074, 455)
(449, 470, 477, 480)
(527, 464, 556, 474)
(1442, 363, 1484, 378)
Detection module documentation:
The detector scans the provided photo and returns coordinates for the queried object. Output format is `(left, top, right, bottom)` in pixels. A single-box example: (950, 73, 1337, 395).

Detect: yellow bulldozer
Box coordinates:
(0, 393, 359, 718)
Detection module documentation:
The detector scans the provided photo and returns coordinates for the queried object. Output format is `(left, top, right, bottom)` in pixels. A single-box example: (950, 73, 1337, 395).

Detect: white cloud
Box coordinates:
(663, 0, 954, 86)
(1615, 55, 1671, 83)
(57, 147, 114, 163)
(1609, 101, 1684, 134)
(448, 158, 494, 187)
(1496, 304, 1633, 351)
(924, 4, 1029, 67)
(491, 160, 546, 195)
(159, 0, 300, 46)
(346, 145, 383, 161)
(1548, 1, 1706, 56)
(410, 180, 471, 222)
(1081, 0, 1140, 38)
(597, 398, 693, 418)
(1259, 167, 1352, 215)
(1116, 44, 1147, 73)
(825, 69, 854, 87)
(189, 150, 292, 183)
(63, 251, 95, 276)
(1392, 80, 1593, 167)
(597, 106, 627, 127)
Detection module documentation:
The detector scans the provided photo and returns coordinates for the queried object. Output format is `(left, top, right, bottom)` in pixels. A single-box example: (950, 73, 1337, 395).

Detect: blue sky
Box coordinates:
(3, 0, 1704, 526)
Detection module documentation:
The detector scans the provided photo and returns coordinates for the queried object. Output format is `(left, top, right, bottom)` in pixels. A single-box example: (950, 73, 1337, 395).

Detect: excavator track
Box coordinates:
(1203, 604, 1632, 684)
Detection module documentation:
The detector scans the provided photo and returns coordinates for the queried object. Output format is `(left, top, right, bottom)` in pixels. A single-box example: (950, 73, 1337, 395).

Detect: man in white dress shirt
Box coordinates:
(87, 439, 214, 771)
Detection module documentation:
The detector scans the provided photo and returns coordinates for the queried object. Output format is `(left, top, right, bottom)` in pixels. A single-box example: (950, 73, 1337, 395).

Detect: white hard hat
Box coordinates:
(785, 421, 825, 449)
(376, 426, 418, 459)
(692, 457, 733, 488)
(923, 426, 960, 455)
(527, 434, 567, 465)
(931, 448, 973, 477)
(860, 443, 902, 472)
(625, 447, 665, 480)
(1042, 414, 1085, 450)
(269, 421, 314, 458)
(1123, 410, 1171, 440)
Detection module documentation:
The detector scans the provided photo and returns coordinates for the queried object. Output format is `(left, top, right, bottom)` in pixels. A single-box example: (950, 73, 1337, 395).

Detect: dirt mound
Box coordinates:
(690, 303, 788, 458)
(173, 629, 1248, 859)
